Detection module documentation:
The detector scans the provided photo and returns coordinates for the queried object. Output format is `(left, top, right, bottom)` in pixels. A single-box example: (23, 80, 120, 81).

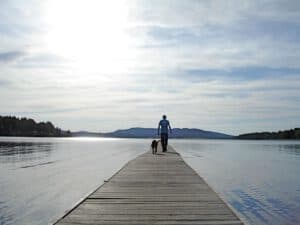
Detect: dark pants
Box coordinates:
(161, 133, 168, 152)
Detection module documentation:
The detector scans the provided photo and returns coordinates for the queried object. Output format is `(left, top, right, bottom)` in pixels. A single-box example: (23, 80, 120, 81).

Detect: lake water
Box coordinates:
(0, 137, 299, 225)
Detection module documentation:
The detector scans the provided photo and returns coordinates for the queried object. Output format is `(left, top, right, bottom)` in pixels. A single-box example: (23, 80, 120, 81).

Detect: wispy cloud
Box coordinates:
(0, 51, 25, 63)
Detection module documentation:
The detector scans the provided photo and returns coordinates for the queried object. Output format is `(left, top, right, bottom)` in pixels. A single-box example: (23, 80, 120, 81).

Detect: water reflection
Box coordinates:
(277, 144, 300, 156)
(230, 189, 270, 224)
(0, 142, 53, 164)
(229, 189, 300, 225)
(0, 201, 13, 225)
(20, 160, 58, 169)
(172, 139, 300, 225)
(0, 137, 148, 225)
(1, 138, 300, 225)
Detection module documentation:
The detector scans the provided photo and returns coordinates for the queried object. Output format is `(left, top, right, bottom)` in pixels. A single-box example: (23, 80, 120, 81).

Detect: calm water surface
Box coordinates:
(172, 139, 300, 225)
(0, 137, 300, 225)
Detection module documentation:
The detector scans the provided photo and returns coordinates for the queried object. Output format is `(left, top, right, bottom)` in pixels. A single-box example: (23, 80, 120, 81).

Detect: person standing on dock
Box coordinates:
(157, 115, 172, 152)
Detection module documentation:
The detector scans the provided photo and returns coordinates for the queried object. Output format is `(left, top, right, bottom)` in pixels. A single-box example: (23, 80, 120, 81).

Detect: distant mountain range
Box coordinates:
(72, 127, 233, 139)
(73, 127, 300, 140)
(1, 115, 299, 140)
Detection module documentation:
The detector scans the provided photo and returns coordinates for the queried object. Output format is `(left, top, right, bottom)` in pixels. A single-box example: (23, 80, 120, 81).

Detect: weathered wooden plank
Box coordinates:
(54, 146, 244, 225)
(79, 202, 232, 209)
(71, 209, 235, 216)
(58, 221, 243, 225)
(63, 214, 238, 222)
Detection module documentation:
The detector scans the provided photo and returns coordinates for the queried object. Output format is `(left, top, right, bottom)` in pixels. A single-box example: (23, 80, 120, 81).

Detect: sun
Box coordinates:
(43, 0, 132, 72)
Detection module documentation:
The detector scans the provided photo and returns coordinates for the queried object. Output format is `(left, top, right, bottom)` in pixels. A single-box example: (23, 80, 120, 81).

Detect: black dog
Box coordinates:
(151, 140, 160, 154)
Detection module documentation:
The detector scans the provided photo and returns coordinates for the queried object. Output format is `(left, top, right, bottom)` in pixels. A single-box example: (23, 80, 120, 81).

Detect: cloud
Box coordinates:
(130, 0, 300, 28)
(0, 79, 12, 87)
(0, 0, 300, 134)
(130, 0, 248, 28)
(183, 67, 300, 82)
(126, 0, 300, 72)
(0, 51, 25, 63)
(1, 73, 299, 134)
(17, 52, 70, 68)
(0, 0, 45, 36)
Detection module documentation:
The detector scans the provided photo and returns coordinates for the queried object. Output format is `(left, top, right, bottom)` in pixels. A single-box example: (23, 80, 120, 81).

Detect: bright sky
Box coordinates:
(0, 0, 300, 135)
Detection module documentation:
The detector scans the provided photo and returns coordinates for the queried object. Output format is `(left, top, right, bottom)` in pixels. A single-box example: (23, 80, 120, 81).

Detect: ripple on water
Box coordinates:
(0, 201, 14, 225)
(229, 188, 300, 225)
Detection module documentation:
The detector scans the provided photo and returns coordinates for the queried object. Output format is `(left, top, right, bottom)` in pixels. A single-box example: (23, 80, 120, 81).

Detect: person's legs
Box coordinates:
(165, 133, 168, 148)
(160, 134, 165, 151)
(161, 133, 167, 152)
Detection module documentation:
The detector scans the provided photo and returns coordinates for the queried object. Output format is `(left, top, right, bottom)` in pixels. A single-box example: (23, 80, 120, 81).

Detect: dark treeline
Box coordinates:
(0, 116, 71, 137)
(238, 128, 300, 140)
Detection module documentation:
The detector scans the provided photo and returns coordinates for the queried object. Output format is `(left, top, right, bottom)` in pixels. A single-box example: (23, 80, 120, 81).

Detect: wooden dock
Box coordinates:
(55, 146, 244, 225)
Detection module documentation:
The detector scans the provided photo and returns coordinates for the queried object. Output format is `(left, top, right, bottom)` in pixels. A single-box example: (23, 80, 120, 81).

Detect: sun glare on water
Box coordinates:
(43, 0, 132, 72)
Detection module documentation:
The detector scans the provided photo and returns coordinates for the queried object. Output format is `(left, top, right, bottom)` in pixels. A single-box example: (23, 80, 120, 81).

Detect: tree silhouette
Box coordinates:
(0, 116, 71, 137)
